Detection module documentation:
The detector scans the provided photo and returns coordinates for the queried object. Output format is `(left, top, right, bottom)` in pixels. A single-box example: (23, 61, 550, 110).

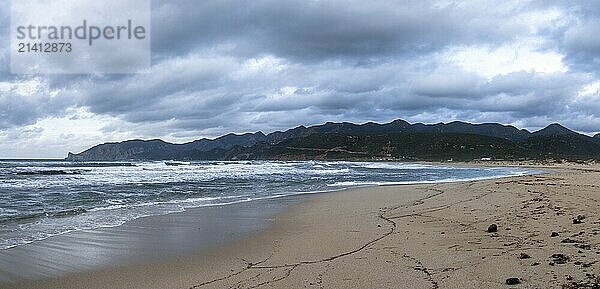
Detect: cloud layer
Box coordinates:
(1, 0, 600, 158)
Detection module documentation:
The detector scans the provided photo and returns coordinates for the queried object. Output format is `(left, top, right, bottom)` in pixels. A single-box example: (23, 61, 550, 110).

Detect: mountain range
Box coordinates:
(66, 120, 600, 162)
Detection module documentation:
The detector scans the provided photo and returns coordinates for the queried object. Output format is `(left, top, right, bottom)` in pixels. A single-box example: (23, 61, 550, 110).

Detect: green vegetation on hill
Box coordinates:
(66, 120, 600, 161)
(261, 133, 536, 161)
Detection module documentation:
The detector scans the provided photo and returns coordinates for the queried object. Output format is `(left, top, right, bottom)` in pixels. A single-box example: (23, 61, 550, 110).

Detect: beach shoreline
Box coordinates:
(0, 192, 316, 284)
(5, 162, 600, 288)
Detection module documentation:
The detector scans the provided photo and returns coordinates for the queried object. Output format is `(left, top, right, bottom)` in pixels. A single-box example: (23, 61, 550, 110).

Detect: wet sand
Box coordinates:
(0, 195, 310, 283)
(5, 163, 600, 288)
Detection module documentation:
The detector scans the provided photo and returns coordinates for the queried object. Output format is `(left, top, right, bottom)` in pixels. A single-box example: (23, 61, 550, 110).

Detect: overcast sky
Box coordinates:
(1, 0, 600, 158)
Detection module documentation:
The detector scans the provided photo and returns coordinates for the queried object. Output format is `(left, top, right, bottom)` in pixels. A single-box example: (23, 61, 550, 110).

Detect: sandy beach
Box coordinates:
(5, 163, 600, 289)
(4, 0, 600, 288)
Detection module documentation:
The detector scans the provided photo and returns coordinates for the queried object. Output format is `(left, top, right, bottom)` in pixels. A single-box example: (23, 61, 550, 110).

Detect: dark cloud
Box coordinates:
(561, 20, 600, 72)
(151, 0, 528, 61)
(533, 1, 600, 73)
(0, 77, 75, 129)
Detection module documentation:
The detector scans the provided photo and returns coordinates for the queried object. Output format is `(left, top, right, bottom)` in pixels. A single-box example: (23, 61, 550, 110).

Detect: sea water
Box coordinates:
(0, 160, 536, 250)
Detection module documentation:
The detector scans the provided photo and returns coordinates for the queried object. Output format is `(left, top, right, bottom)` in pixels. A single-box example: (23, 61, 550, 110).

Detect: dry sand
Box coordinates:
(7, 163, 600, 289)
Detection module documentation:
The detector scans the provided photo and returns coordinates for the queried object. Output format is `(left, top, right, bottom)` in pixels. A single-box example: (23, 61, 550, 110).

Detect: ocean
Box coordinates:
(0, 160, 536, 250)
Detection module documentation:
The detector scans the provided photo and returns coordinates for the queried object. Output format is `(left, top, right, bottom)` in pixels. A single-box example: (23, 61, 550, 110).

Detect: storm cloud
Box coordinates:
(1, 0, 600, 158)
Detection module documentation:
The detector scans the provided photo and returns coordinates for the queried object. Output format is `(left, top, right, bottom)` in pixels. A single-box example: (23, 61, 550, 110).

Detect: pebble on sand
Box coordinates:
(573, 215, 585, 224)
(506, 277, 521, 285)
(488, 224, 498, 233)
(519, 253, 531, 259)
(550, 253, 569, 264)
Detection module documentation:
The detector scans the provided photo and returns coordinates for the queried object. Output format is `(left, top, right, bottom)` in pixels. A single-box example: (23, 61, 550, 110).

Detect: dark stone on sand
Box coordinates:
(506, 277, 521, 285)
(488, 224, 498, 233)
(551, 254, 569, 264)
(561, 238, 578, 243)
(576, 244, 591, 250)
(573, 218, 583, 224)
(519, 253, 531, 259)
(551, 232, 559, 237)
(531, 262, 540, 266)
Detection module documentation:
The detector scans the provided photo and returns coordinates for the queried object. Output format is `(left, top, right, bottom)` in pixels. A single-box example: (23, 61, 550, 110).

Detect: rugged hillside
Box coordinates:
(259, 133, 538, 161)
(531, 123, 582, 137)
(186, 132, 267, 151)
(522, 135, 600, 158)
(67, 133, 267, 161)
(267, 119, 532, 142)
(66, 120, 600, 161)
(516, 124, 600, 158)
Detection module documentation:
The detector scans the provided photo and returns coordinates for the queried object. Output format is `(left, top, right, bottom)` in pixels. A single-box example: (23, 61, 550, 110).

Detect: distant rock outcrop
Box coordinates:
(67, 139, 175, 161)
(66, 133, 268, 161)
